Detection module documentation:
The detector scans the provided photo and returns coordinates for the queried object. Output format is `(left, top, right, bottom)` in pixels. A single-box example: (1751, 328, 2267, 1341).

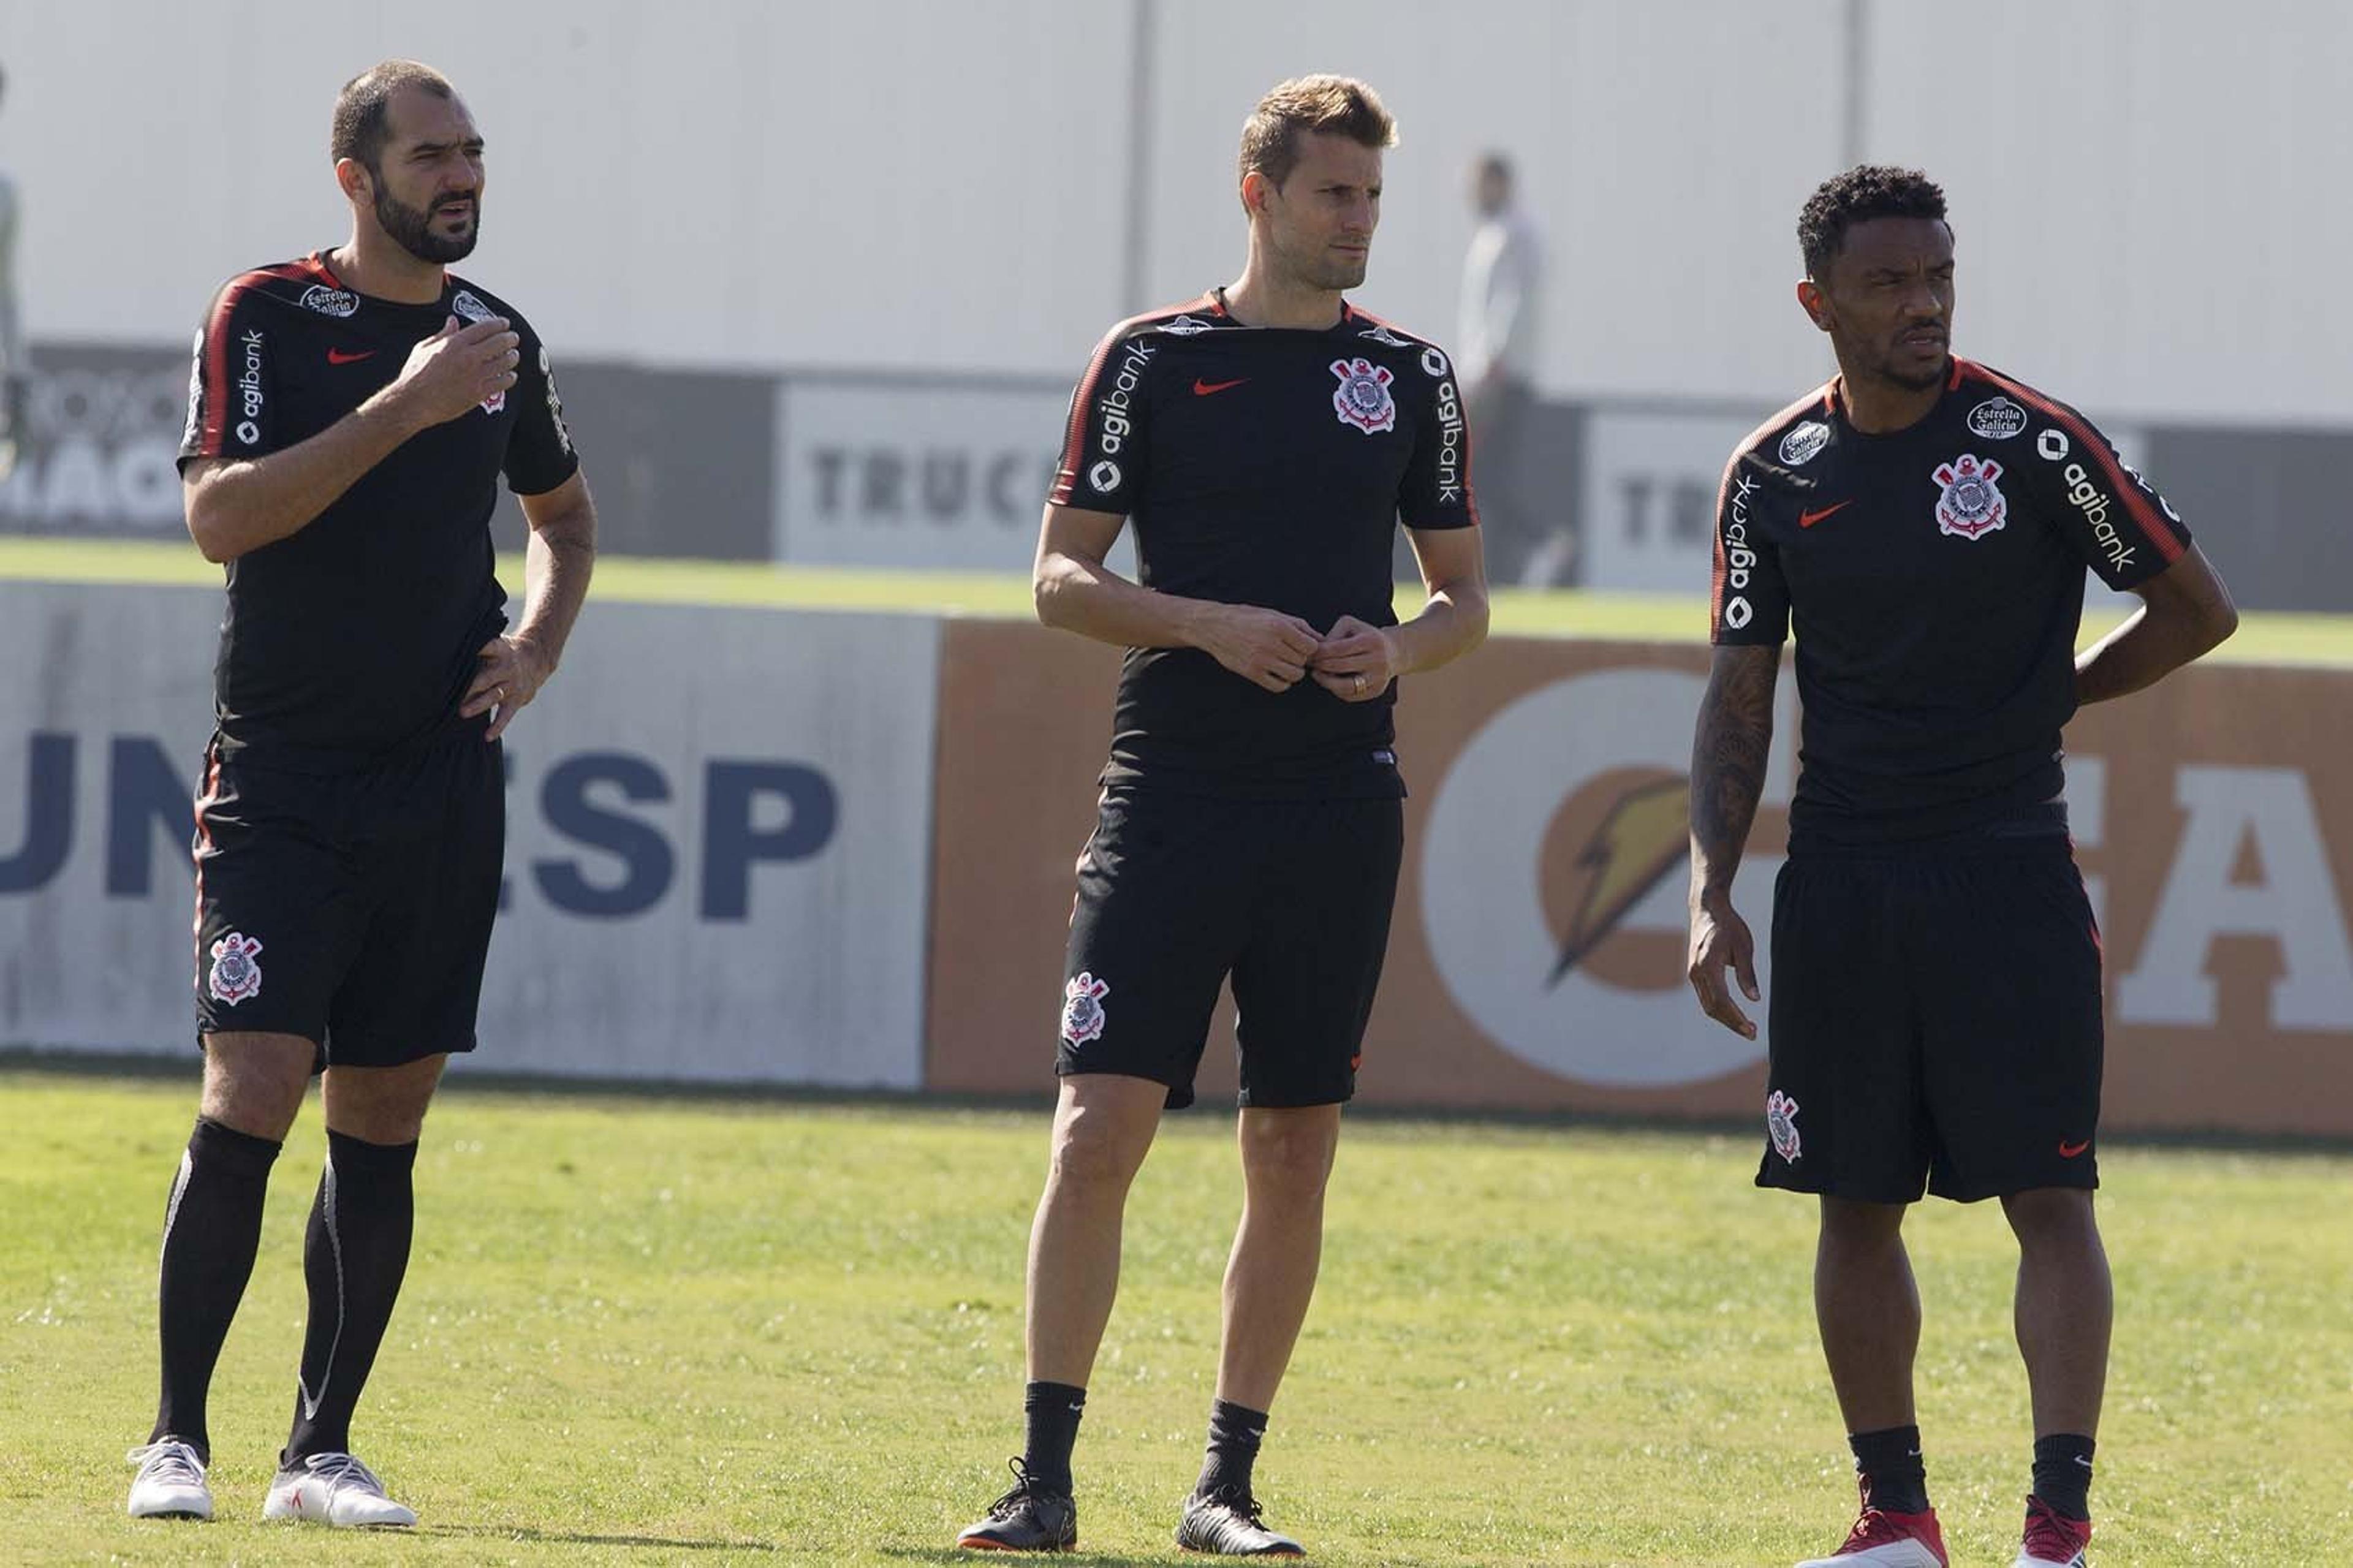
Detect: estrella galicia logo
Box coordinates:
(1778, 421, 1831, 467)
(1966, 395, 2027, 440)
(298, 284, 360, 319)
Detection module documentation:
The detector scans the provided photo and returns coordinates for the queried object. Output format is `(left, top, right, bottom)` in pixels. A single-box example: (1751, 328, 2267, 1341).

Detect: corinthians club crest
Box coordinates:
(1766, 1089, 1803, 1164)
(207, 931, 263, 1006)
(1061, 971, 1110, 1046)
(1329, 357, 1397, 434)
(1931, 453, 2007, 540)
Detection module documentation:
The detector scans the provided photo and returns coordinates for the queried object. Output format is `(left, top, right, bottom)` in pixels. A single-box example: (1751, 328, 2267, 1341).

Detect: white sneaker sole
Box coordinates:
(262, 1484, 416, 1528)
(127, 1487, 213, 1521)
(1795, 1542, 1944, 1568)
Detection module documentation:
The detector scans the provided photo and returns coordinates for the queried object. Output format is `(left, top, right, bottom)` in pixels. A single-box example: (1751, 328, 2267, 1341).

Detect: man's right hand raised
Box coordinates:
(1191, 603, 1324, 694)
(384, 316, 520, 431)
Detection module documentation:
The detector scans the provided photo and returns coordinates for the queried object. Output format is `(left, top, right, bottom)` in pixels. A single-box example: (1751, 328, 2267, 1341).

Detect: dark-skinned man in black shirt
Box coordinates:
(1686, 167, 2235, 1568)
(956, 74, 1487, 1558)
(127, 60, 593, 1531)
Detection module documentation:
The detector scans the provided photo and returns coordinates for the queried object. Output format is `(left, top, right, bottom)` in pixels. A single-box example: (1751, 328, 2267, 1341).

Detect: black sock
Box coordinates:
(1194, 1399, 1270, 1501)
(153, 1117, 281, 1462)
(1020, 1381, 1086, 1496)
(1850, 1424, 1930, 1515)
(281, 1131, 417, 1465)
(2032, 1433, 2096, 1520)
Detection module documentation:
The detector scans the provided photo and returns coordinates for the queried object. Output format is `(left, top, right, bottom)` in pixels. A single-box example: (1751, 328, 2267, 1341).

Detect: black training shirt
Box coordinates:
(179, 251, 578, 770)
(1051, 291, 1479, 800)
(1710, 358, 2193, 849)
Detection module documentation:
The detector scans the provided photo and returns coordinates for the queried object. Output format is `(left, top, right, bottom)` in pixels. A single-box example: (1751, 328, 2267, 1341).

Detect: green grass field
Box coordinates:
(2, 1071, 2348, 1566)
(6, 536, 2353, 665)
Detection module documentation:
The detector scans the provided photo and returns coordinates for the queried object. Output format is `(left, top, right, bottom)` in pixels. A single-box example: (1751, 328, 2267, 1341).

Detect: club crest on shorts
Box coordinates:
(1931, 452, 2007, 540)
(207, 932, 263, 1006)
(1329, 357, 1397, 434)
(1061, 972, 1110, 1046)
(1765, 1089, 1803, 1164)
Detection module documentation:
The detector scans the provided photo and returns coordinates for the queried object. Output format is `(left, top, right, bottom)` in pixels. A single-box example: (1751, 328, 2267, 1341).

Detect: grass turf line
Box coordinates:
(1, 1073, 2347, 1565)
(4, 536, 2352, 663)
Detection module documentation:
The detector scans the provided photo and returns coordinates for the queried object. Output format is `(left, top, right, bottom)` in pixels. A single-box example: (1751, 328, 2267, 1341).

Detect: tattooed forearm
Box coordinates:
(1688, 645, 1779, 898)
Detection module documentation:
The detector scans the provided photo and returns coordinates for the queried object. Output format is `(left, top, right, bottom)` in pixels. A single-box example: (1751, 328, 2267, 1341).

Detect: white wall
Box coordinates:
(2, 0, 2346, 423)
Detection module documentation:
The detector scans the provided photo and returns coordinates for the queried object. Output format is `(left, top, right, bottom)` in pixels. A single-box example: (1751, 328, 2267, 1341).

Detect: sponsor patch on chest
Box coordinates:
(1931, 452, 2007, 540)
(1328, 357, 1397, 434)
(1778, 420, 1831, 466)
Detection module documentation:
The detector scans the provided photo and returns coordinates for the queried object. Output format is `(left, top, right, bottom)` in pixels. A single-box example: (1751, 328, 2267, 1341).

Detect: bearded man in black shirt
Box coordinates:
(956, 74, 1487, 1557)
(126, 60, 593, 1531)
(1686, 167, 2236, 1568)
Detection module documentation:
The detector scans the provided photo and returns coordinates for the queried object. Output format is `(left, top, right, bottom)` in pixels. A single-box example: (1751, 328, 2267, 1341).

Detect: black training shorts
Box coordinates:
(1056, 787, 1404, 1110)
(191, 729, 504, 1070)
(1756, 837, 2104, 1203)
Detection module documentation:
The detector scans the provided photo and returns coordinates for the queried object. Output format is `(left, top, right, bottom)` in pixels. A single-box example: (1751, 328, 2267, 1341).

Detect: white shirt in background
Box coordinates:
(0, 173, 21, 383)
(1457, 207, 1541, 387)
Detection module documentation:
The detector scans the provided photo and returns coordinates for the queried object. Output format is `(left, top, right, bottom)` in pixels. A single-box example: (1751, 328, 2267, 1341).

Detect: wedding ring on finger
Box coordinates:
(1352, 674, 1366, 695)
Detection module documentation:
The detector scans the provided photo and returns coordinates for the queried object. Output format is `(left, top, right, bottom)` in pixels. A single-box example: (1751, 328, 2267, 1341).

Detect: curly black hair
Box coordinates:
(1798, 165, 1948, 279)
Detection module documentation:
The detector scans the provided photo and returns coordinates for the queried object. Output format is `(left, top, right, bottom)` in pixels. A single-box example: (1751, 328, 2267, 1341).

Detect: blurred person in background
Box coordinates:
(955, 74, 1486, 1557)
(1458, 150, 1555, 583)
(0, 64, 25, 480)
(1686, 165, 2236, 1568)
(125, 59, 593, 1532)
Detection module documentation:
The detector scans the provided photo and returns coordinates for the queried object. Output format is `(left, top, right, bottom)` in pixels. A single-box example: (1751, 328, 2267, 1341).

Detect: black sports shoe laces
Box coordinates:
(985, 1458, 1062, 1515)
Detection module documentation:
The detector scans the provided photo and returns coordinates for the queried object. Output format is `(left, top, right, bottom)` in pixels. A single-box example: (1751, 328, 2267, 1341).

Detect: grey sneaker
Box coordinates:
(957, 1459, 1078, 1552)
(1176, 1488, 1305, 1556)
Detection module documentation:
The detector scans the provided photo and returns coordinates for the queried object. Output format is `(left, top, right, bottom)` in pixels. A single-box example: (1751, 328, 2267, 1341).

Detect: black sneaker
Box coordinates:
(956, 1460, 1078, 1553)
(1176, 1487, 1305, 1556)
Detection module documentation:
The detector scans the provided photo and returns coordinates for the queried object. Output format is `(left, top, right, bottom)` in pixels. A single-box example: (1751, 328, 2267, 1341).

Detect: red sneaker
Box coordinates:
(2012, 1494, 2093, 1567)
(1795, 1482, 1948, 1567)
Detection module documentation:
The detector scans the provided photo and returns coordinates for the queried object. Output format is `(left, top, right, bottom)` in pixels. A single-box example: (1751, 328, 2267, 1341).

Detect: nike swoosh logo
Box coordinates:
(2058, 1139, 2091, 1158)
(1193, 377, 1248, 396)
(327, 348, 376, 365)
(1798, 501, 1852, 529)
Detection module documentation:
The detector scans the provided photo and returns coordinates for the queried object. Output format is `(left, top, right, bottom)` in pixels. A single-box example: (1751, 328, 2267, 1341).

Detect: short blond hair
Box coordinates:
(1237, 75, 1396, 191)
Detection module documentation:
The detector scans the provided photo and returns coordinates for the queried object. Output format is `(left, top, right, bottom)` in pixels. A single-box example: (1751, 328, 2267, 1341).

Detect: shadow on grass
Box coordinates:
(879, 1550, 1168, 1568)
(419, 1523, 782, 1552)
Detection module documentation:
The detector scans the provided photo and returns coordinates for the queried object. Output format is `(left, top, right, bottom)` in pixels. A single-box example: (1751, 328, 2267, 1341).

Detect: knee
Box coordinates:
(2003, 1189, 2101, 1250)
(1819, 1197, 1908, 1254)
(332, 1102, 431, 1146)
(1239, 1114, 1339, 1193)
(1048, 1111, 1150, 1193)
(200, 1036, 313, 1141)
